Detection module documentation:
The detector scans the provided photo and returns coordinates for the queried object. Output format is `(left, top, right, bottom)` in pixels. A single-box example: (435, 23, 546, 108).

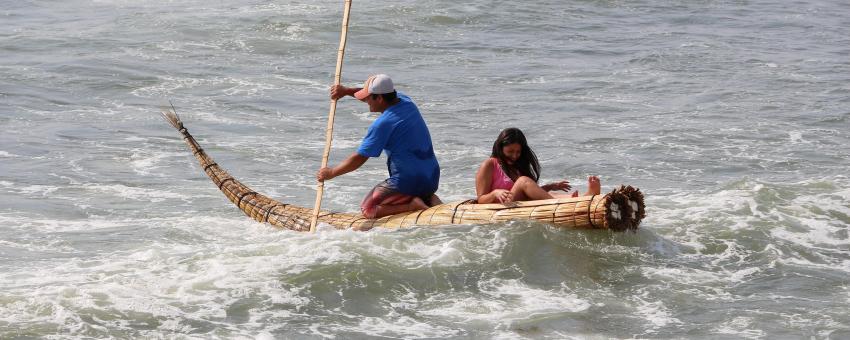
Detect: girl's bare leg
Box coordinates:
(554, 176, 601, 198)
(511, 176, 554, 201)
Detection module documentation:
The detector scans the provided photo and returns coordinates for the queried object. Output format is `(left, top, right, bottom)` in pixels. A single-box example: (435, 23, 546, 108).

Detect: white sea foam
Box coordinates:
(85, 183, 190, 202)
(630, 289, 681, 330)
(788, 130, 805, 144)
(0, 238, 77, 254)
(0, 216, 316, 335)
(714, 316, 767, 339)
(128, 149, 186, 176)
(349, 314, 462, 338)
(6, 220, 585, 336)
(642, 266, 724, 286)
(132, 75, 271, 105)
(778, 257, 850, 273)
(268, 22, 312, 41)
(502, 76, 547, 85)
(765, 183, 850, 271)
(220, 77, 280, 97)
(1, 215, 132, 233)
(772, 217, 849, 248)
(251, 3, 328, 15)
(642, 177, 850, 287)
(17, 184, 60, 196)
(420, 278, 591, 325)
(272, 75, 326, 90)
(649, 180, 771, 233)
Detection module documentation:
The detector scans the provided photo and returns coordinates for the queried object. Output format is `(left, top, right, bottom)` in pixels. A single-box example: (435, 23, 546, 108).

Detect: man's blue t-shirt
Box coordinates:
(357, 92, 440, 197)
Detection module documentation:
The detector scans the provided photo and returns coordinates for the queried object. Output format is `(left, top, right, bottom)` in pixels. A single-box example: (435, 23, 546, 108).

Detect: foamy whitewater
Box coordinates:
(1, 0, 849, 338)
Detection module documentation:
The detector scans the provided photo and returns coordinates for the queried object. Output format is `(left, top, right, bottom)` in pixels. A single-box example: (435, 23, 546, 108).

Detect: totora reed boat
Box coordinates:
(160, 107, 645, 232)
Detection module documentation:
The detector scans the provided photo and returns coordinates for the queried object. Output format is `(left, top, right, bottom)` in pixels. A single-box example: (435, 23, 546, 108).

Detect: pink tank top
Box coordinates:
(490, 158, 514, 191)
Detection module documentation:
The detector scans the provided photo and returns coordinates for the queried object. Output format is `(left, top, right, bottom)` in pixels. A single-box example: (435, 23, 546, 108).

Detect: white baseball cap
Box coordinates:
(354, 74, 395, 100)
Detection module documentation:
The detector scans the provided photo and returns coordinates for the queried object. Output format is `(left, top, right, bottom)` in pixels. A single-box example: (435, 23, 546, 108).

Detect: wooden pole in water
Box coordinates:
(310, 0, 353, 233)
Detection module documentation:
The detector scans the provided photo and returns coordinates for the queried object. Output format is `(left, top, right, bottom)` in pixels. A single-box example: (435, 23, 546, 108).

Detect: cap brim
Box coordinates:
(354, 88, 370, 100)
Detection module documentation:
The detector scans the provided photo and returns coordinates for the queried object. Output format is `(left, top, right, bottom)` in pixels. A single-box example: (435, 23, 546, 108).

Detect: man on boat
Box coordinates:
(317, 74, 441, 218)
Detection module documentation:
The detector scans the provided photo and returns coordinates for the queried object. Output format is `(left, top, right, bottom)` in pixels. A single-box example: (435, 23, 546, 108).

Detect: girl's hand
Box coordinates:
(493, 189, 513, 203)
(543, 180, 571, 192)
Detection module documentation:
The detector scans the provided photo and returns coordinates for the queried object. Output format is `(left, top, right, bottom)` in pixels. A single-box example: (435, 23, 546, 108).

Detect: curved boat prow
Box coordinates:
(161, 106, 645, 232)
(160, 106, 320, 231)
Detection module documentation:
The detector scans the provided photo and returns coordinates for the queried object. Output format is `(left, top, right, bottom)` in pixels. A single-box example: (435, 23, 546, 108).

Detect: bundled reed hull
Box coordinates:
(161, 108, 645, 232)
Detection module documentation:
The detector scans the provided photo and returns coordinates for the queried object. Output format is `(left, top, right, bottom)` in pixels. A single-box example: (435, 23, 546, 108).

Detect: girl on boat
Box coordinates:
(475, 127, 601, 204)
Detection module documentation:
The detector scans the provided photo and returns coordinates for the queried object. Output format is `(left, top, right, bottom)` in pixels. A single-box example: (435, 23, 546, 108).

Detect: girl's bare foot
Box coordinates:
(584, 176, 601, 196)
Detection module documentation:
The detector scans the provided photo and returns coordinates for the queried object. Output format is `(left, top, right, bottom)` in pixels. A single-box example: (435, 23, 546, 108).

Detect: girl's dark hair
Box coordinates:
(490, 127, 540, 181)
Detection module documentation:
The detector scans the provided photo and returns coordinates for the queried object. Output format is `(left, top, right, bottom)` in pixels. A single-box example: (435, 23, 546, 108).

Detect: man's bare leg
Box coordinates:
(373, 197, 428, 218)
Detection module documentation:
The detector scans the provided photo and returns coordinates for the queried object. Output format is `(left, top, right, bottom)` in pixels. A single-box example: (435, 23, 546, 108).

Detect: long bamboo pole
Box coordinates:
(310, 0, 353, 233)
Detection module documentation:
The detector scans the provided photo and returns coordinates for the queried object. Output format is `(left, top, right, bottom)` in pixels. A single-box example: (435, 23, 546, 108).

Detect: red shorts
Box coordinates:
(360, 180, 431, 218)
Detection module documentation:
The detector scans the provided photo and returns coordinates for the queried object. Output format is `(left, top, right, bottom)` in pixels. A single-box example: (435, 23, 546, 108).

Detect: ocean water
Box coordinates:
(1, 0, 849, 338)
